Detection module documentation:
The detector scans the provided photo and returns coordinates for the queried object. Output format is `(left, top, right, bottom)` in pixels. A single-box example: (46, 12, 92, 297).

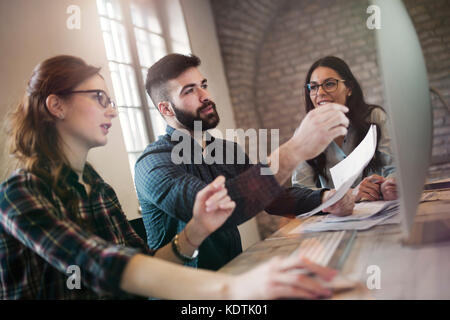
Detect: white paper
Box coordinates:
(298, 211, 398, 233)
(330, 124, 377, 189)
(322, 200, 398, 223)
(289, 202, 399, 234)
(377, 210, 402, 225)
(295, 125, 378, 219)
(295, 173, 359, 218)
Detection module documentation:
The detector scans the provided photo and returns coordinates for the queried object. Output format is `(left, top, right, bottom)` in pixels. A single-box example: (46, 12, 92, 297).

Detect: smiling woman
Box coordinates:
(292, 56, 398, 203)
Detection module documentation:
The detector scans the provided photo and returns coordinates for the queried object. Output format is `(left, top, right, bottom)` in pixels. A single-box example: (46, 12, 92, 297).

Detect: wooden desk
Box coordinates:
(219, 195, 450, 299)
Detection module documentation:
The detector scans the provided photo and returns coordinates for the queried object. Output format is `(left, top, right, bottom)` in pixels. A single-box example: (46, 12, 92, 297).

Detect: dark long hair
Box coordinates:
(6, 55, 101, 221)
(304, 56, 384, 186)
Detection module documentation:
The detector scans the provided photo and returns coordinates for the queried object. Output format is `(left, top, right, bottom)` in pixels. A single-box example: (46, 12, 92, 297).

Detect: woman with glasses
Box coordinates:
(0, 55, 336, 299)
(292, 56, 397, 203)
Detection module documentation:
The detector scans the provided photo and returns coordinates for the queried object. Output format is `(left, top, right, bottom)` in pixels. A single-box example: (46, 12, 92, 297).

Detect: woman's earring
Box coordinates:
(59, 114, 65, 120)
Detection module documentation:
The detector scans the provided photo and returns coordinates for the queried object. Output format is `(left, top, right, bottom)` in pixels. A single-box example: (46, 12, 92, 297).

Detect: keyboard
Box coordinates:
(289, 230, 358, 291)
(290, 230, 356, 269)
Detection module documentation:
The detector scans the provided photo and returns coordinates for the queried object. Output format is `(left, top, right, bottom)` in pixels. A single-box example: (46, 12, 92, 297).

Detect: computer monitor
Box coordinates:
(371, 0, 433, 240)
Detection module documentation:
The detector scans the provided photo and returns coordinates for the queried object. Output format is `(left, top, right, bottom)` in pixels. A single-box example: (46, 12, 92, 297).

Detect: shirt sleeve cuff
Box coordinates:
(92, 245, 141, 297)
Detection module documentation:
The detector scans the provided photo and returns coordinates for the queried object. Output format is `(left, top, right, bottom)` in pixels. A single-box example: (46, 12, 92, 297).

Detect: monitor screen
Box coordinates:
(372, 0, 433, 239)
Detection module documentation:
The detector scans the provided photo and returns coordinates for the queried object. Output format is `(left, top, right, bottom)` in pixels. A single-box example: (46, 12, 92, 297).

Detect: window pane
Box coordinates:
(96, 0, 107, 16)
(136, 31, 167, 67)
(98, 0, 192, 179)
(117, 64, 141, 107)
(118, 64, 131, 106)
(135, 28, 152, 68)
(119, 24, 131, 63)
(110, 20, 124, 61)
(134, 26, 147, 42)
(118, 107, 149, 152)
(110, 20, 131, 63)
(149, 33, 167, 62)
(130, 0, 162, 34)
(172, 40, 191, 55)
(108, 62, 125, 107)
(145, 1, 162, 34)
(99, 16, 110, 31)
(118, 108, 133, 150)
(105, 0, 122, 20)
(166, 0, 190, 45)
(112, 64, 141, 108)
(130, 2, 144, 28)
(126, 65, 141, 107)
(150, 108, 166, 138)
(103, 32, 116, 61)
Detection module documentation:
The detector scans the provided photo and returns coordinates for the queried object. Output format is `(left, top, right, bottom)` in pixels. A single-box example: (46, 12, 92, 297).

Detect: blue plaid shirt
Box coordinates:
(0, 164, 152, 299)
(134, 126, 323, 270)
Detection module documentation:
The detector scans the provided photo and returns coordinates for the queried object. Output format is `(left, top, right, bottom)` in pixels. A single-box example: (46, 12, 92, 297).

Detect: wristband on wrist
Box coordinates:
(171, 233, 198, 262)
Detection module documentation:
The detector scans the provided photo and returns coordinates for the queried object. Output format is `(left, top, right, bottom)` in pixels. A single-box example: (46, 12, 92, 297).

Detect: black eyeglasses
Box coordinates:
(65, 90, 116, 109)
(305, 78, 346, 96)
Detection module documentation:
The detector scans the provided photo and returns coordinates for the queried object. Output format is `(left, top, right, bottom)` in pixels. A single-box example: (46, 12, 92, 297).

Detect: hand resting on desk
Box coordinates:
(288, 264, 358, 293)
(230, 255, 338, 299)
(314, 274, 359, 293)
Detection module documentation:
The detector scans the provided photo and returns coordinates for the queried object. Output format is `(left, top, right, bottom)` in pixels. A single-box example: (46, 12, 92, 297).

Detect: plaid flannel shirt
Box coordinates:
(0, 164, 152, 299)
(134, 126, 323, 271)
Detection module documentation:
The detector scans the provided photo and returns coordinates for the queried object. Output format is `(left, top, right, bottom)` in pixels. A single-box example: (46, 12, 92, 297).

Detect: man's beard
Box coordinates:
(172, 100, 220, 131)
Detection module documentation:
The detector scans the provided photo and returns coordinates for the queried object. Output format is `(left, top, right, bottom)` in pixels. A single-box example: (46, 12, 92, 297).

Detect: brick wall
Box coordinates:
(406, 0, 450, 176)
(211, 0, 450, 238)
(211, 0, 285, 132)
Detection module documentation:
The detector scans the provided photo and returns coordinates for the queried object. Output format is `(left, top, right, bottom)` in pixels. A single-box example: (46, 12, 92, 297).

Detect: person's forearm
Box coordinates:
(152, 220, 207, 264)
(265, 186, 324, 216)
(269, 138, 305, 186)
(120, 254, 233, 299)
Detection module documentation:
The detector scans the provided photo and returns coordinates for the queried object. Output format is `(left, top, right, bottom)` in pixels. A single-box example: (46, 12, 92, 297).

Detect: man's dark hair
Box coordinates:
(145, 53, 201, 108)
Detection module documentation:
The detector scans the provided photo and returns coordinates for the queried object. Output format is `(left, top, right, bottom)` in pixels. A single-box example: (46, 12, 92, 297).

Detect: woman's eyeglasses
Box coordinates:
(305, 78, 346, 96)
(66, 90, 116, 109)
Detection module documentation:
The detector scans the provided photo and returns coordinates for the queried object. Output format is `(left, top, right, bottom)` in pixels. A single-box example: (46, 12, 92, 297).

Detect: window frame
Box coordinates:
(97, 0, 192, 178)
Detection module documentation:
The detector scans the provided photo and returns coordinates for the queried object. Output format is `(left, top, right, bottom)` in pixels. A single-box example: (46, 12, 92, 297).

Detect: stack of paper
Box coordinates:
(289, 200, 399, 234)
(322, 200, 398, 223)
